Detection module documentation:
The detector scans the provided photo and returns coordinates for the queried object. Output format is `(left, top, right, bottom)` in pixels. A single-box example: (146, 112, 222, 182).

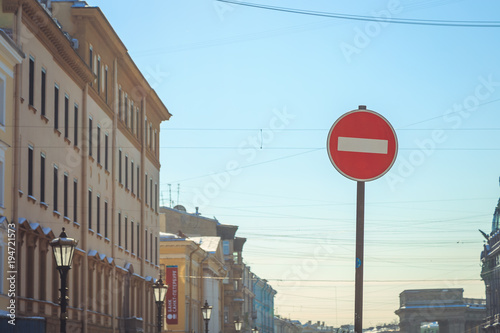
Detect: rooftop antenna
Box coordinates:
(168, 184, 172, 208)
(177, 184, 180, 207)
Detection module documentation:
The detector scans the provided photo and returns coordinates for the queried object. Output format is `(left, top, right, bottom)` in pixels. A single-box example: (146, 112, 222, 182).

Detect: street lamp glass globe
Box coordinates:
(153, 278, 168, 303)
(201, 300, 212, 320)
(50, 228, 77, 268)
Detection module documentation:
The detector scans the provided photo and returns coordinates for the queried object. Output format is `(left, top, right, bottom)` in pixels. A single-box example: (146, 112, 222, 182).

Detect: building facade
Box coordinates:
(159, 233, 225, 333)
(481, 186, 500, 332)
(253, 276, 276, 333)
(1, 0, 171, 331)
(0, 27, 24, 315)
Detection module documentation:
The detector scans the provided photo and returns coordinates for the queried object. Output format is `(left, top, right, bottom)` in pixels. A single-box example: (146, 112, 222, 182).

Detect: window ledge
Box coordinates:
(40, 114, 49, 124)
(29, 104, 37, 114)
(117, 246, 124, 252)
(64, 216, 71, 224)
(104, 169, 110, 176)
(88, 228, 95, 235)
(96, 233, 103, 240)
(64, 137, 71, 145)
(54, 128, 61, 137)
(53, 210, 61, 218)
(73, 221, 80, 228)
(88, 155, 95, 163)
(73, 145, 80, 153)
(27, 195, 37, 204)
(104, 237, 110, 244)
(18, 190, 23, 197)
(38, 201, 48, 210)
(97, 163, 103, 170)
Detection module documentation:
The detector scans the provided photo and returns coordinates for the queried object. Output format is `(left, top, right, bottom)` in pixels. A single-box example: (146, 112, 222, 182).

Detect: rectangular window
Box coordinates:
(145, 229, 148, 260)
(41, 68, 46, 116)
(104, 201, 108, 238)
(119, 149, 122, 184)
(97, 56, 101, 93)
(150, 232, 152, 262)
(118, 88, 122, 120)
(73, 179, 78, 223)
(125, 216, 128, 250)
(29, 56, 34, 106)
(137, 224, 140, 258)
(74, 104, 78, 146)
(130, 102, 134, 132)
(96, 195, 100, 234)
(64, 95, 69, 138)
(137, 166, 140, 198)
(145, 173, 148, 204)
(124, 95, 128, 126)
(63, 173, 68, 218)
(155, 183, 158, 213)
(28, 146, 33, 196)
(105, 66, 108, 103)
(97, 126, 101, 164)
(155, 236, 158, 265)
(105, 133, 109, 171)
(88, 117, 93, 157)
(88, 188, 92, 230)
(40, 153, 45, 202)
(149, 124, 152, 150)
(131, 161, 134, 194)
(125, 155, 128, 189)
(131, 221, 134, 254)
(150, 178, 153, 208)
(118, 212, 122, 246)
(136, 108, 140, 139)
(89, 46, 93, 71)
(53, 165, 58, 212)
(54, 85, 59, 130)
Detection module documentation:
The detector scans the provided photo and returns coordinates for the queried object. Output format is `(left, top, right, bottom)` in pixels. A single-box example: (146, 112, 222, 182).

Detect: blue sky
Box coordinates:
(87, 0, 500, 327)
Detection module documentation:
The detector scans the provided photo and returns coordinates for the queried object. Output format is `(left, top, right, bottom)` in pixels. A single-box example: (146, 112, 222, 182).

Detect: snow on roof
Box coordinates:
(189, 236, 221, 253)
(159, 232, 183, 241)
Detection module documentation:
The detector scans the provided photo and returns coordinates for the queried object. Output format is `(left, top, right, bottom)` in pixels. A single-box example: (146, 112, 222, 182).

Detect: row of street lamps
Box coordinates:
(50, 229, 260, 333)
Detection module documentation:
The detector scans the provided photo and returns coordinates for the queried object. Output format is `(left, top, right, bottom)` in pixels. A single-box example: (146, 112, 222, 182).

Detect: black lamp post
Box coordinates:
(201, 300, 212, 333)
(234, 318, 243, 332)
(152, 278, 168, 333)
(50, 228, 77, 333)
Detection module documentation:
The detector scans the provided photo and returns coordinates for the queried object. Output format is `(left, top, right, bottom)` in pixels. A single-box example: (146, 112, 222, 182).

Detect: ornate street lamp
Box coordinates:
(234, 318, 243, 332)
(201, 300, 213, 333)
(50, 228, 78, 333)
(152, 278, 168, 333)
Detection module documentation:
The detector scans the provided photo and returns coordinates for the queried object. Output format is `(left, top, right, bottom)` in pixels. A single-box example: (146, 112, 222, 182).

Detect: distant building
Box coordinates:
(481, 186, 500, 332)
(395, 288, 485, 333)
(274, 316, 302, 333)
(158, 232, 225, 333)
(253, 276, 277, 333)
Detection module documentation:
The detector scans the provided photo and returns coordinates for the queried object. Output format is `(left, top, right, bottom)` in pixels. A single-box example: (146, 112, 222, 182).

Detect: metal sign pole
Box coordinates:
(354, 181, 365, 333)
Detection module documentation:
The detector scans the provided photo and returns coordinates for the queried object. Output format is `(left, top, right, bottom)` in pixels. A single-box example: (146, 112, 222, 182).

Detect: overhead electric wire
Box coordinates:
(216, 0, 500, 28)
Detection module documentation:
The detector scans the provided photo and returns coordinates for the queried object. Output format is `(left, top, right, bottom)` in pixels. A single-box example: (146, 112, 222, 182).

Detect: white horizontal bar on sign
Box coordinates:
(337, 137, 388, 154)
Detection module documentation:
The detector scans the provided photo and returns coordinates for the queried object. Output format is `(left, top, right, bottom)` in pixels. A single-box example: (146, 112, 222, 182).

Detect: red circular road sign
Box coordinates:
(327, 107, 398, 182)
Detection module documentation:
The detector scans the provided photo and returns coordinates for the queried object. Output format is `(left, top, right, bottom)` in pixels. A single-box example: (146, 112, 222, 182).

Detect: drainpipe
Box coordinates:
(187, 244, 201, 333)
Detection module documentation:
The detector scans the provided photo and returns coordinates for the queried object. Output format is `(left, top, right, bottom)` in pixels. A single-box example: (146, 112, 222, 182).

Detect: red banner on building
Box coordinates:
(165, 265, 178, 325)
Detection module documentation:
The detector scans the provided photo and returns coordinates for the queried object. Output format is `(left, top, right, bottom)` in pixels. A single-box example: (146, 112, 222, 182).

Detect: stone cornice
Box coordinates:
(17, 0, 94, 86)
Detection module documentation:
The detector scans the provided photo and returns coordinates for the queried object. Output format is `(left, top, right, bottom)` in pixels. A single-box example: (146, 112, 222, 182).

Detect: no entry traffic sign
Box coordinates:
(327, 107, 398, 182)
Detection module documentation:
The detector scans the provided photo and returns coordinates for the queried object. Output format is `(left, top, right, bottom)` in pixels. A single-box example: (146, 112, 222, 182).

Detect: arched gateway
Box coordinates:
(395, 289, 486, 333)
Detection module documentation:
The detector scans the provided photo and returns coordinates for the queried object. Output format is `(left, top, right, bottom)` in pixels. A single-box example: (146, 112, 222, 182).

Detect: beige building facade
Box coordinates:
(0, 28, 24, 314)
(1, 0, 171, 332)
